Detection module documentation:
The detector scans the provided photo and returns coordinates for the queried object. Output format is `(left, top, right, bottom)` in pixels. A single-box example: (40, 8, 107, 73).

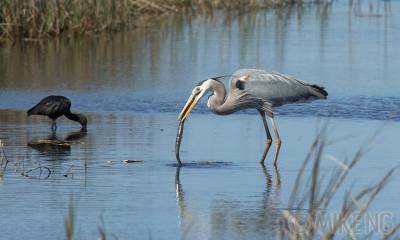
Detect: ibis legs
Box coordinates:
(51, 120, 57, 132)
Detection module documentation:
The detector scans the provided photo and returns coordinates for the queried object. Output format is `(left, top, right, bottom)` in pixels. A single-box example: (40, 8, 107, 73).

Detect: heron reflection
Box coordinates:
(175, 165, 281, 238)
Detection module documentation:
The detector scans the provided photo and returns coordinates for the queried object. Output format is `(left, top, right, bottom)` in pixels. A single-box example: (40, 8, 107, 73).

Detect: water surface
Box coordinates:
(0, 1, 399, 239)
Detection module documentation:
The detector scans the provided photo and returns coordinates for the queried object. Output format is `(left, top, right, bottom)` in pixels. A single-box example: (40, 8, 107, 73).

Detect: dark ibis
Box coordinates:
(27, 96, 87, 131)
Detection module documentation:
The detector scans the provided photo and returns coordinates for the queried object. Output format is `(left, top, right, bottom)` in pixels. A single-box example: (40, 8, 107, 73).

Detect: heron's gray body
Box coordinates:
(233, 69, 327, 107)
(207, 69, 327, 116)
(177, 68, 328, 166)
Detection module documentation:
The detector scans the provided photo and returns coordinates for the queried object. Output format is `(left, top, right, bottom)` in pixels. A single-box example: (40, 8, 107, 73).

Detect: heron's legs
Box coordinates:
(258, 110, 272, 164)
(51, 120, 57, 132)
(269, 115, 281, 166)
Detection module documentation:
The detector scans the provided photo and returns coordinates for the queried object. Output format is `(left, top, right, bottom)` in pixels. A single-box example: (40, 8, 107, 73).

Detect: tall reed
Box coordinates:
(0, 139, 8, 178)
(279, 128, 399, 239)
(0, 0, 303, 40)
(65, 195, 75, 240)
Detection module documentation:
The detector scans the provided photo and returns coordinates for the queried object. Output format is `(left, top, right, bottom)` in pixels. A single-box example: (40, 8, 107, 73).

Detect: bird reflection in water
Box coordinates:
(262, 164, 281, 193)
(175, 165, 281, 239)
(175, 166, 195, 238)
(28, 130, 87, 155)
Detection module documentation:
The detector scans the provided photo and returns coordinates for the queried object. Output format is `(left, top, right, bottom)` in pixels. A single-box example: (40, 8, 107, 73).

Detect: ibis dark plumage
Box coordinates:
(27, 96, 87, 131)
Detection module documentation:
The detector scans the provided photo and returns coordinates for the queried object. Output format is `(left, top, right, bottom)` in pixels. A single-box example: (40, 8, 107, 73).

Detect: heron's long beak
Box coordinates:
(178, 91, 205, 122)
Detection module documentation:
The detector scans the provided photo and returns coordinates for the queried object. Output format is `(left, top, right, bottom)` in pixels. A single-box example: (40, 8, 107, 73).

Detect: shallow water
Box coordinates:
(0, 1, 399, 239)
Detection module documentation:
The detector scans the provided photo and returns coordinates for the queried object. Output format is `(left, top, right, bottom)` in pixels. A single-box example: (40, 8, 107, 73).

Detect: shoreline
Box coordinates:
(0, 0, 303, 42)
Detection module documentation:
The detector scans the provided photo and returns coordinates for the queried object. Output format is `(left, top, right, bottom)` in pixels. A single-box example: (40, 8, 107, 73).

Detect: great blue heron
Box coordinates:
(176, 69, 328, 166)
(28, 96, 87, 131)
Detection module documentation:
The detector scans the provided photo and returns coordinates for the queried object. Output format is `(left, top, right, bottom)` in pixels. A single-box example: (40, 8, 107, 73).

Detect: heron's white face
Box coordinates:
(178, 79, 213, 122)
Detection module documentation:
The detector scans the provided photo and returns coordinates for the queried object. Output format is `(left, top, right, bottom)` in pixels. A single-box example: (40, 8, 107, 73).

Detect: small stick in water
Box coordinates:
(175, 120, 185, 166)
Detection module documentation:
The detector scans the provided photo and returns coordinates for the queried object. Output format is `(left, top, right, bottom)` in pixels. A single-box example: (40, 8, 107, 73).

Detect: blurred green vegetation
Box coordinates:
(0, 0, 303, 41)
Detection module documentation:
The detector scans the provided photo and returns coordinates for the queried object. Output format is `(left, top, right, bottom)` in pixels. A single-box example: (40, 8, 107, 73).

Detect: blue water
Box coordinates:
(1, 2, 400, 122)
(2, 89, 400, 122)
(0, 1, 399, 239)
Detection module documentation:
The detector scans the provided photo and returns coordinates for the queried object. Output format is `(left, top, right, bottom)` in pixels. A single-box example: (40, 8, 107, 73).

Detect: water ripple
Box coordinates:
(1, 90, 399, 121)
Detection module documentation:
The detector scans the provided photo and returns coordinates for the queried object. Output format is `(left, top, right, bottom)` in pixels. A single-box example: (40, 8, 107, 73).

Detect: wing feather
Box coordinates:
(231, 69, 327, 107)
(28, 96, 71, 117)
(229, 88, 273, 115)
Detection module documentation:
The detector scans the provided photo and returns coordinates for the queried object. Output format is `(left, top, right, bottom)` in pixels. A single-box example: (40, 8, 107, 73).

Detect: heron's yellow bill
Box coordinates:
(178, 93, 202, 122)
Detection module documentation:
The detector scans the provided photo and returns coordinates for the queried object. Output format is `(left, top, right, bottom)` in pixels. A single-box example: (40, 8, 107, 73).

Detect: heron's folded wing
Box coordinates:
(232, 69, 327, 107)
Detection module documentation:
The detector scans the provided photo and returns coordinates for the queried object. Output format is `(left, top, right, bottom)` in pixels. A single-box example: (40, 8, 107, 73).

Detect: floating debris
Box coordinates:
(21, 166, 52, 179)
(106, 160, 144, 165)
(29, 139, 82, 146)
(122, 160, 144, 164)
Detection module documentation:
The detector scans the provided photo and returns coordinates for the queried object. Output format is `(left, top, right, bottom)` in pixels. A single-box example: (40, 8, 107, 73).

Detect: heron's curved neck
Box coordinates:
(207, 80, 234, 115)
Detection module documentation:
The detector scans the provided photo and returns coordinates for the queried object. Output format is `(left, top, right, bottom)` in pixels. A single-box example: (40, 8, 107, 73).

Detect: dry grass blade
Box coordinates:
(323, 169, 395, 239)
(0, 139, 9, 177)
(288, 126, 325, 208)
(384, 223, 400, 240)
(97, 215, 107, 240)
(65, 195, 75, 240)
(280, 128, 398, 240)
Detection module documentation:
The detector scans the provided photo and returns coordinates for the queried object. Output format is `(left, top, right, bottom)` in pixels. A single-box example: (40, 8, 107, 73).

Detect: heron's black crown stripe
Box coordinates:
(212, 75, 232, 80)
(196, 75, 232, 86)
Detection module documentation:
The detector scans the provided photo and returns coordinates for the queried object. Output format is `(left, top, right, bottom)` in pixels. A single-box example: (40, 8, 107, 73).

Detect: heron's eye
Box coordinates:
(193, 87, 201, 94)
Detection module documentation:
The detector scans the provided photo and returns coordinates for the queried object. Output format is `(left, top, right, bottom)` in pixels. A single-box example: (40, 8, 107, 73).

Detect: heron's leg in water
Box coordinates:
(51, 120, 57, 132)
(269, 114, 281, 166)
(258, 110, 272, 164)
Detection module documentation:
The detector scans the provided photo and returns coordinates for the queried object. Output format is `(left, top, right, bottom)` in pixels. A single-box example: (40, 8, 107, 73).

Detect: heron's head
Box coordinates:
(178, 79, 215, 122)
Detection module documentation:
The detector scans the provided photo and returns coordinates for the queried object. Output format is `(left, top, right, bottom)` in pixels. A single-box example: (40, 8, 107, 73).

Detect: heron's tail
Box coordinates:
(310, 84, 328, 99)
